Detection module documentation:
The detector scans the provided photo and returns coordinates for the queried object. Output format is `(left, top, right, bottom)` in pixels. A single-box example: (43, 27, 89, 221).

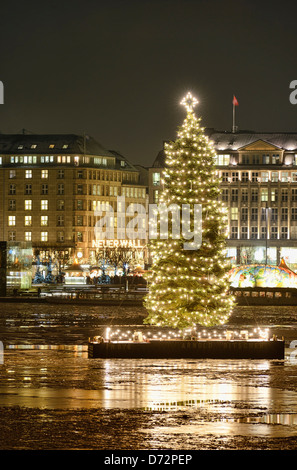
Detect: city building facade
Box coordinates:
(0, 133, 148, 273)
(149, 130, 297, 272)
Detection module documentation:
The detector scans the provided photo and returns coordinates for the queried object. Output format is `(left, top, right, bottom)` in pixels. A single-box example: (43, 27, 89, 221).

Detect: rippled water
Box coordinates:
(0, 302, 297, 450)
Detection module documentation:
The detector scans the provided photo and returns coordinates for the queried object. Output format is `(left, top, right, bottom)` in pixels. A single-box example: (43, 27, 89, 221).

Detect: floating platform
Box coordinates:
(88, 339, 285, 360)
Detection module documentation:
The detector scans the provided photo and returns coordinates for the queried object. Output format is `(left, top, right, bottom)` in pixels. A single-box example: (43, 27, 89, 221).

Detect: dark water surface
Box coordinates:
(1, 302, 297, 450)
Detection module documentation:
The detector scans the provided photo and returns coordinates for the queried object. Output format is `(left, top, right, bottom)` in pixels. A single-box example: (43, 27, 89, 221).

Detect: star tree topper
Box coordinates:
(180, 92, 198, 113)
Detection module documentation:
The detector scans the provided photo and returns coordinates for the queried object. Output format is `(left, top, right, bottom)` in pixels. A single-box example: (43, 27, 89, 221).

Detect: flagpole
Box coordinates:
(232, 101, 236, 133)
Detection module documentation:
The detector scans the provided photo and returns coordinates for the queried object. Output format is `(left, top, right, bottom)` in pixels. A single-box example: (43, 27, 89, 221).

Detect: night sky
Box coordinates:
(1, 0, 297, 166)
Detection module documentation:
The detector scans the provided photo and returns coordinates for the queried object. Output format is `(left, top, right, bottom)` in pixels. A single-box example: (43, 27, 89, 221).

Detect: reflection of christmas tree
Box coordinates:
(144, 92, 234, 329)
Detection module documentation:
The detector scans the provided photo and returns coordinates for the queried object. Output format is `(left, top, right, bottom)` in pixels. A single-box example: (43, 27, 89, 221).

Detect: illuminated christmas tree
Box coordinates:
(144, 92, 234, 329)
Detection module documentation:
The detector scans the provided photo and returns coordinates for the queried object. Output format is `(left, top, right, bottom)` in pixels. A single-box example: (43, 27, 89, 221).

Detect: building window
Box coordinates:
(241, 208, 248, 221)
(261, 226, 267, 239)
(9, 170, 16, 178)
(271, 189, 278, 202)
(41, 184, 48, 195)
(271, 171, 279, 182)
(281, 227, 288, 239)
(153, 190, 159, 203)
(251, 189, 258, 202)
(9, 184, 16, 195)
(77, 215, 83, 226)
(241, 189, 248, 202)
(251, 227, 258, 239)
(230, 207, 238, 220)
(77, 184, 83, 195)
(41, 231, 48, 242)
(272, 154, 280, 164)
(241, 172, 249, 183)
(231, 189, 238, 202)
(8, 216, 16, 226)
(8, 231, 16, 241)
(25, 184, 32, 195)
(251, 172, 259, 183)
(57, 184, 64, 195)
(57, 169, 64, 179)
(292, 172, 297, 182)
(261, 188, 268, 202)
(25, 170, 32, 179)
(251, 208, 258, 221)
(77, 200, 83, 210)
(252, 155, 260, 165)
(40, 155, 54, 163)
(57, 200, 65, 211)
(282, 190, 288, 202)
(25, 231, 32, 241)
(41, 216, 48, 226)
(282, 208, 288, 221)
(77, 170, 84, 179)
(221, 172, 229, 182)
(262, 154, 270, 164)
(231, 227, 238, 239)
(217, 154, 230, 166)
(271, 208, 278, 221)
(282, 172, 289, 182)
(292, 189, 297, 202)
(271, 227, 278, 239)
(261, 171, 269, 182)
(232, 172, 239, 182)
(241, 226, 248, 239)
(25, 200, 32, 210)
(152, 172, 161, 186)
(41, 169, 48, 178)
(57, 231, 64, 242)
(57, 215, 64, 226)
(41, 200, 48, 210)
(8, 200, 16, 211)
(222, 189, 228, 202)
(77, 232, 83, 242)
(25, 216, 32, 226)
(261, 208, 267, 221)
(292, 208, 297, 221)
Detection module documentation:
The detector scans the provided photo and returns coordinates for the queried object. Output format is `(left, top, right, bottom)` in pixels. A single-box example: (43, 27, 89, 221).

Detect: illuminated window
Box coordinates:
(24, 200, 32, 210)
(41, 216, 48, 226)
(25, 170, 32, 178)
(49, 144, 55, 149)
(152, 172, 161, 186)
(41, 200, 48, 210)
(25, 231, 32, 241)
(62, 145, 68, 149)
(261, 172, 269, 182)
(217, 154, 230, 166)
(31, 144, 37, 149)
(261, 188, 268, 201)
(41, 231, 48, 241)
(282, 172, 289, 182)
(41, 169, 48, 178)
(230, 207, 238, 220)
(8, 215, 16, 226)
(9, 170, 16, 178)
(271, 171, 279, 182)
(25, 216, 32, 226)
(271, 189, 278, 202)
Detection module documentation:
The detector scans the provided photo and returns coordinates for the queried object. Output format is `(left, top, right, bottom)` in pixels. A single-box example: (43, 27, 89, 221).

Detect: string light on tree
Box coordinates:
(144, 92, 234, 329)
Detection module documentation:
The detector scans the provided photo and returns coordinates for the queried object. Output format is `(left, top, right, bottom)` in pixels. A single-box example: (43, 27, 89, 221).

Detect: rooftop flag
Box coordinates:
(233, 95, 239, 106)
